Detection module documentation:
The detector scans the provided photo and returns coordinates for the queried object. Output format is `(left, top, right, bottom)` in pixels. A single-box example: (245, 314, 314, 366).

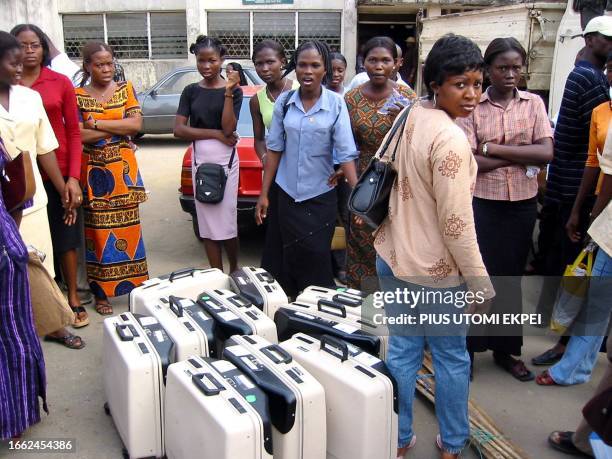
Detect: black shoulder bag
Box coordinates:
(348, 104, 413, 228)
(193, 143, 236, 204)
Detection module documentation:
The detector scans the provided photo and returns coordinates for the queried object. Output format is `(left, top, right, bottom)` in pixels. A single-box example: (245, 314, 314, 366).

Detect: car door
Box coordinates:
(140, 69, 201, 134)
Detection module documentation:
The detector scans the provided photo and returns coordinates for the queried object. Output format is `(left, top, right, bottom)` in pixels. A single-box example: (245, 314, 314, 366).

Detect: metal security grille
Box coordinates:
(207, 12, 250, 59)
(151, 12, 188, 58)
(62, 14, 104, 58)
(106, 13, 148, 59)
(298, 12, 342, 52)
(253, 12, 295, 58)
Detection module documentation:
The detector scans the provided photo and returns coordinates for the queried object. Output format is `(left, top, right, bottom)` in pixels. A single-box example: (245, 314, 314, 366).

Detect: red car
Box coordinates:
(179, 86, 264, 238)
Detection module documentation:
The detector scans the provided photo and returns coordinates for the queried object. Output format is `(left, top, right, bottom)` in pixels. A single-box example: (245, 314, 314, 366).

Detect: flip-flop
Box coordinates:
(548, 431, 593, 457)
(532, 348, 564, 366)
(44, 333, 85, 350)
(70, 305, 90, 328)
(536, 370, 559, 386)
(494, 356, 535, 382)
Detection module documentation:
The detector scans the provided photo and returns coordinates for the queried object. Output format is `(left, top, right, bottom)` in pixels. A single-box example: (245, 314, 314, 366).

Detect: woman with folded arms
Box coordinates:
(458, 38, 553, 382)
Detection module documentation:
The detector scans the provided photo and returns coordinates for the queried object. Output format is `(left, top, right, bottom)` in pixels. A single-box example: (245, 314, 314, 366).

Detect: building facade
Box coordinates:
(2, 0, 527, 92)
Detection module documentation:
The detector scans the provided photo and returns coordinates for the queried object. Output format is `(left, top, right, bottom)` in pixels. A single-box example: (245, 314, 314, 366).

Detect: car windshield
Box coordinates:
(237, 97, 254, 138)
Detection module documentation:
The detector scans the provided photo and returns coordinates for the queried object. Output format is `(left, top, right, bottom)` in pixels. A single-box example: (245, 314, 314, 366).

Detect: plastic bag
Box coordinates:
(550, 246, 594, 334)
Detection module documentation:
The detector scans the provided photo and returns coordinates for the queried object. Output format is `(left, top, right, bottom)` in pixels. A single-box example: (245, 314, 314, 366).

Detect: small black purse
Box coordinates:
(193, 143, 236, 204)
(348, 104, 413, 228)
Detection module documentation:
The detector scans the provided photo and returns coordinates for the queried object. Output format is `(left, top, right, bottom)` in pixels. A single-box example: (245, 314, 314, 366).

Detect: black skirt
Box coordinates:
(468, 196, 537, 356)
(277, 187, 337, 297)
(44, 180, 83, 254)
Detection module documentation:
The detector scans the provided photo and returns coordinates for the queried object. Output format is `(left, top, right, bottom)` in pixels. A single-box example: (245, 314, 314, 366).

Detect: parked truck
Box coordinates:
(418, 1, 583, 118)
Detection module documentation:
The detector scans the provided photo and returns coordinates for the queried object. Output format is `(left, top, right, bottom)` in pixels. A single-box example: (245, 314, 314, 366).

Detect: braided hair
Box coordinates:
(283, 40, 333, 87)
(252, 39, 286, 63)
(189, 35, 227, 57)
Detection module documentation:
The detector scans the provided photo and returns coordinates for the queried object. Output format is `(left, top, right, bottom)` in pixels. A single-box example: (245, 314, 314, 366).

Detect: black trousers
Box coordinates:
(261, 182, 286, 288)
(468, 197, 538, 356)
(277, 187, 337, 298)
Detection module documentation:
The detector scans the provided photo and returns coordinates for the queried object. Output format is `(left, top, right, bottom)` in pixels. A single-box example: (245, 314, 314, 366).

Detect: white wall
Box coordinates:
(57, 0, 185, 13)
(2, 0, 63, 46)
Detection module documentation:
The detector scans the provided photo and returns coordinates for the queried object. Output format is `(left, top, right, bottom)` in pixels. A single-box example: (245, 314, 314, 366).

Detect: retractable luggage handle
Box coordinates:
(318, 299, 347, 318)
(332, 294, 362, 307)
(169, 267, 196, 282)
(116, 324, 138, 341)
(168, 295, 184, 318)
(320, 335, 349, 362)
(192, 372, 225, 396)
(261, 344, 293, 364)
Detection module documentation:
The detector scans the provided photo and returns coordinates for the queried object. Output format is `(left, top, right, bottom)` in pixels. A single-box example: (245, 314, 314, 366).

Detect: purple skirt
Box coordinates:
(192, 139, 239, 240)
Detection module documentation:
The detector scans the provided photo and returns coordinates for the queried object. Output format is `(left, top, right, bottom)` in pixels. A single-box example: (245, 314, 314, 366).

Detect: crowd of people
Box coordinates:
(0, 13, 610, 459)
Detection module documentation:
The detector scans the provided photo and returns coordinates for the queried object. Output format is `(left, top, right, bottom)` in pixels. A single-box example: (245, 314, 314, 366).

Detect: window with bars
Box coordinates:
(62, 12, 187, 59)
(253, 12, 295, 58)
(207, 12, 250, 59)
(298, 12, 342, 52)
(207, 11, 342, 58)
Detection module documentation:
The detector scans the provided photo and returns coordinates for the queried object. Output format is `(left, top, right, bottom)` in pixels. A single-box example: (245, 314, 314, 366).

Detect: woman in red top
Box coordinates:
(11, 24, 88, 341)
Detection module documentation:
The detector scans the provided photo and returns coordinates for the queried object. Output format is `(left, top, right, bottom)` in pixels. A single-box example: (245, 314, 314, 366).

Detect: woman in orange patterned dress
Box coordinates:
(345, 37, 416, 292)
(75, 42, 148, 315)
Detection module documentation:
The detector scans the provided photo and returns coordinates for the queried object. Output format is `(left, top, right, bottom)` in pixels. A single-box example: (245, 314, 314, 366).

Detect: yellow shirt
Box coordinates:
(0, 85, 59, 215)
(374, 102, 494, 298)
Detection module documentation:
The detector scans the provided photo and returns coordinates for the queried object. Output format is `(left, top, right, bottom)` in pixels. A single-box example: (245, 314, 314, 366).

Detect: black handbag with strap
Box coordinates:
(348, 103, 413, 228)
(193, 142, 236, 204)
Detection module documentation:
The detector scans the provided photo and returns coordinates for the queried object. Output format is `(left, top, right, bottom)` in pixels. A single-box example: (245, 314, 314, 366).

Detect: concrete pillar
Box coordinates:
(344, 0, 358, 80)
(2, 0, 63, 49)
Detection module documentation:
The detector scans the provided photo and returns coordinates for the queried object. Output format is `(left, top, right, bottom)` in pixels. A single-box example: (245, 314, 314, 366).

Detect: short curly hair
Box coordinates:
(422, 34, 484, 99)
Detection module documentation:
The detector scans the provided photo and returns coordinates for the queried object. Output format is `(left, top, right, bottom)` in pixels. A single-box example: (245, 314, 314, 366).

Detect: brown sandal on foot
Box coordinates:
(95, 302, 113, 316)
(44, 333, 85, 350)
(536, 370, 559, 386)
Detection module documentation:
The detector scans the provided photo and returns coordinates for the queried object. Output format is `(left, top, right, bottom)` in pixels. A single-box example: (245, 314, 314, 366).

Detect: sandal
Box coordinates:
(70, 305, 90, 328)
(532, 348, 564, 366)
(536, 370, 559, 386)
(548, 431, 593, 457)
(494, 355, 535, 382)
(95, 302, 113, 316)
(44, 333, 85, 350)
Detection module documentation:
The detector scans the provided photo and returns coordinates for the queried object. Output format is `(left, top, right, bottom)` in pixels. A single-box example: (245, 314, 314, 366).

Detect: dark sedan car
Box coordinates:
(137, 66, 262, 135)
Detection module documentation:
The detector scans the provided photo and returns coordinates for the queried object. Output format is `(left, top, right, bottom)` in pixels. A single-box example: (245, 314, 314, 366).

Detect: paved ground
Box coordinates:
(1, 136, 606, 459)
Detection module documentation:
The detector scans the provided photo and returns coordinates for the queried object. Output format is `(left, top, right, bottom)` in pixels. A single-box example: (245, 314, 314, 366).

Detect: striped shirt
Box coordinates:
(458, 89, 553, 201)
(546, 60, 609, 204)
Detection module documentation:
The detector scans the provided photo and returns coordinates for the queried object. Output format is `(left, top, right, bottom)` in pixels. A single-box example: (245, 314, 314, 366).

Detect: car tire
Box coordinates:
(191, 214, 204, 241)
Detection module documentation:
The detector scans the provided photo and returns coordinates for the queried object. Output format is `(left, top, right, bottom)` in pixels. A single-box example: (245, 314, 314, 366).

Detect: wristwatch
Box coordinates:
(482, 142, 489, 157)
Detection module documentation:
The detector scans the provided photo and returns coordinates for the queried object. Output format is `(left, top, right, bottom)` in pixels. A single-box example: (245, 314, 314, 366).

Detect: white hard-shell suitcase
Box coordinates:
(129, 267, 230, 315)
(280, 333, 398, 459)
(103, 312, 174, 459)
(230, 267, 288, 318)
(135, 295, 218, 361)
(275, 302, 389, 359)
(201, 289, 278, 343)
(223, 335, 326, 459)
(164, 356, 273, 459)
(296, 286, 366, 318)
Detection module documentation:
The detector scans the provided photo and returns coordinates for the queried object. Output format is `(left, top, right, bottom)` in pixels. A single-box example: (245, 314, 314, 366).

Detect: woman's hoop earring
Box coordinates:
(433, 92, 437, 108)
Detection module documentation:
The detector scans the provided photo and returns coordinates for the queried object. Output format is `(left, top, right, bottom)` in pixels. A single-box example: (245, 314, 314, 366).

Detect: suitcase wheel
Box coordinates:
(103, 402, 110, 416)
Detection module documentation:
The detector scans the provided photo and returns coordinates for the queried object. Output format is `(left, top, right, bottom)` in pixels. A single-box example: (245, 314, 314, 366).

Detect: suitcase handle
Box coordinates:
(318, 299, 347, 318)
(260, 344, 293, 364)
(320, 335, 349, 362)
(116, 324, 137, 341)
(168, 295, 183, 318)
(192, 373, 225, 396)
(169, 268, 196, 282)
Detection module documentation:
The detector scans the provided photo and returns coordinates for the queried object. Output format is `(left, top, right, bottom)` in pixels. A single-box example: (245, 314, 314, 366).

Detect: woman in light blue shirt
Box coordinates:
(255, 40, 358, 297)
